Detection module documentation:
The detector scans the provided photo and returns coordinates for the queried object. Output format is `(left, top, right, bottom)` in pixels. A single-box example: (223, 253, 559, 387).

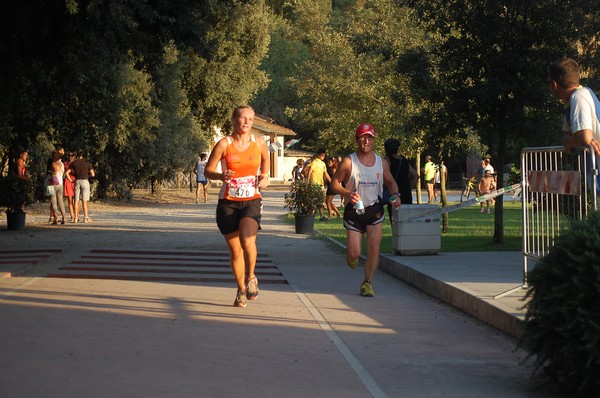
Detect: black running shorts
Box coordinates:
(343, 201, 385, 233)
(216, 198, 262, 235)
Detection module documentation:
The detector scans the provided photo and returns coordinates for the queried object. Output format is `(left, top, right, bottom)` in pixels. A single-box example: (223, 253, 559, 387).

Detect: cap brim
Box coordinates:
(356, 132, 375, 138)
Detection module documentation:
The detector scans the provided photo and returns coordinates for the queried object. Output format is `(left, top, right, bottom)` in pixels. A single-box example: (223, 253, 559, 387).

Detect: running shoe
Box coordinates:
(234, 290, 247, 307)
(360, 281, 374, 297)
(246, 276, 259, 301)
(347, 255, 358, 269)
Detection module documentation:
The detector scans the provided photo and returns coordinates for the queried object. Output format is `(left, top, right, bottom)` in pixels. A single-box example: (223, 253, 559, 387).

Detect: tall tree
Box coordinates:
(288, 0, 427, 155)
(180, 0, 272, 131)
(251, 14, 309, 126)
(405, 0, 600, 243)
(0, 0, 272, 196)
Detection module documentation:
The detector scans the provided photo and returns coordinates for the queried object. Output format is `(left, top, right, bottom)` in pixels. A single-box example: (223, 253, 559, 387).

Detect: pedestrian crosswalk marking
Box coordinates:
(0, 249, 62, 264)
(47, 249, 287, 284)
(0, 249, 63, 277)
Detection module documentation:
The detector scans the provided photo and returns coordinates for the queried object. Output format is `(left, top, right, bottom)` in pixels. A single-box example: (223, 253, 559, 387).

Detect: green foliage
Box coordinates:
(0, 0, 271, 196)
(402, 0, 600, 242)
(288, 0, 425, 155)
(0, 174, 34, 212)
(505, 164, 521, 186)
(284, 180, 326, 216)
(2, 0, 599, 202)
(521, 212, 600, 397)
(145, 43, 204, 184)
(252, 14, 309, 125)
(405, 0, 600, 163)
(182, 0, 272, 130)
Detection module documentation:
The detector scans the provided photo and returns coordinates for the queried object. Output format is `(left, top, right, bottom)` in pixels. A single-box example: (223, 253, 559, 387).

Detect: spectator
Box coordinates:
(306, 148, 330, 221)
(48, 149, 66, 225)
(194, 154, 209, 203)
(63, 152, 77, 222)
(46, 145, 64, 223)
(548, 57, 600, 199)
(292, 158, 305, 181)
(478, 169, 495, 213)
(66, 150, 95, 223)
(15, 150, 28, 179)
(325, 157, 342, 219)
(423, 155, 437, 204)
(383, 137, 418, 222)
(483, 158, 494, 174)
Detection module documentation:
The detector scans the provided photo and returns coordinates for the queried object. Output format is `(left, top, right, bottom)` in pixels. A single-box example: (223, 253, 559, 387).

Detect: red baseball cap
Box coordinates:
(355, 123, 375, 138)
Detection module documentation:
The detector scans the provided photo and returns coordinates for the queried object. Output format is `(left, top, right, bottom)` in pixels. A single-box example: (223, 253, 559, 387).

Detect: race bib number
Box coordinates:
(228, 176, 256, 198)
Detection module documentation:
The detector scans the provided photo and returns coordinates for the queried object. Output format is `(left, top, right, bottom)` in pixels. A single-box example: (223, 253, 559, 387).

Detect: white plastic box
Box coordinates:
(391, 204, 441, 255)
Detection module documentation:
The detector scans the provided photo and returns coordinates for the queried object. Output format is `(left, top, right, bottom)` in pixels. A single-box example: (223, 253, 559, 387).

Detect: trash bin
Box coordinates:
(391, 204, 441, 255)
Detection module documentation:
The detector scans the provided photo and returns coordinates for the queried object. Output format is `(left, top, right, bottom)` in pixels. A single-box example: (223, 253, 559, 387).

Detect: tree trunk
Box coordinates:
(416, 149, 422, 204)
(441, 164, 448, 233)
(493, 136, 507, 244)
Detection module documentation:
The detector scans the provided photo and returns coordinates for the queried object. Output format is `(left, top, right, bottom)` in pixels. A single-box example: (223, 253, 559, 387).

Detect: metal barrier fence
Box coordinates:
(495, 145, 598, 299)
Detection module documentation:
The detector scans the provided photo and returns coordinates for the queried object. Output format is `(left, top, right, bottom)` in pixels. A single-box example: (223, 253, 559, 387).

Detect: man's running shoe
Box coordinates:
(246, 276, 259, 301)
(347, 256, 358, 269)
(234, 290, 247, 307)
(360, 281, 374, 297)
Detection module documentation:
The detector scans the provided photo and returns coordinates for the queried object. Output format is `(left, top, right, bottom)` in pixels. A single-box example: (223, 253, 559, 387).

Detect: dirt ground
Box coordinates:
(3, 186, 225, 226)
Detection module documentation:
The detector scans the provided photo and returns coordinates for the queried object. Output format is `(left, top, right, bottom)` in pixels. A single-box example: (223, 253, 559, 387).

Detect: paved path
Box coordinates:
(0, 191, 561, 397)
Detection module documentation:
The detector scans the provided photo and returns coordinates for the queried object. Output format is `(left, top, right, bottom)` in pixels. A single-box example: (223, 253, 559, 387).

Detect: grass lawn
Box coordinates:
(288, 201, 523, 253)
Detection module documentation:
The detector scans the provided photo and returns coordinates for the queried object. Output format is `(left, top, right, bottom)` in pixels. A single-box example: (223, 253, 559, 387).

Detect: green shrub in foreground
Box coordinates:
(520, 211, 600, 397)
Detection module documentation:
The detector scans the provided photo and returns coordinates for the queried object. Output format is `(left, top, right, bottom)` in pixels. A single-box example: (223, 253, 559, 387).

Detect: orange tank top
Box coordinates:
(220, 135, 262, 201)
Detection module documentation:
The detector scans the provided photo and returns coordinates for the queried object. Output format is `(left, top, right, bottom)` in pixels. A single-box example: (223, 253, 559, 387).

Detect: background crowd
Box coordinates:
(14, 145, 95, 224)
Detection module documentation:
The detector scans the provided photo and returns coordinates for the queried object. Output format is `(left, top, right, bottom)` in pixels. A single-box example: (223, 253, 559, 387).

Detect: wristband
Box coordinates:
(260, 173, 269, 178)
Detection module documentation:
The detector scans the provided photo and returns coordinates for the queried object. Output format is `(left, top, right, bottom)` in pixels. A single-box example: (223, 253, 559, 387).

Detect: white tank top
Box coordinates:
(53, 160, 64, 186)
(346, 152, 383, 207)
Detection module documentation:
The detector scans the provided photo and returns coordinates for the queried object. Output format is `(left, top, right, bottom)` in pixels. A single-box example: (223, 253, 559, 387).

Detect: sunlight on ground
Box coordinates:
(1, 278, 397, 334)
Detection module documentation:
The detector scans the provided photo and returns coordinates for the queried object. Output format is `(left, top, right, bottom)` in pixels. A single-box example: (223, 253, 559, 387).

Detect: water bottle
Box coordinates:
(355, 199, 365, 215)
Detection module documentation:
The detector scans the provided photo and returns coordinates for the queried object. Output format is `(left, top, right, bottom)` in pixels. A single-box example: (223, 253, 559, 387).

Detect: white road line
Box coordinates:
(287, 280, 388, 398)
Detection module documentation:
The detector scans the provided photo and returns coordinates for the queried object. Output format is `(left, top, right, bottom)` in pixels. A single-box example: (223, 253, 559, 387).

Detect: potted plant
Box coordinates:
(284, 180, 326, 234)
(0, 173, 34, 230)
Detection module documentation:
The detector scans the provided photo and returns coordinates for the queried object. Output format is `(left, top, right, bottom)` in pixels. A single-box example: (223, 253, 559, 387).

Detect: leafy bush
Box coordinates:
(520, 211, 600, 397)
(284, 180, 325, 216)
(505, 163, 521, 185)
(0, 173, 34, 212)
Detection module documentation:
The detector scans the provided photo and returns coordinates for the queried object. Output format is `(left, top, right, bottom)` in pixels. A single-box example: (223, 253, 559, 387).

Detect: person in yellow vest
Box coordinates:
(423, 155, 437, 204)
(306, 148, 330, 221)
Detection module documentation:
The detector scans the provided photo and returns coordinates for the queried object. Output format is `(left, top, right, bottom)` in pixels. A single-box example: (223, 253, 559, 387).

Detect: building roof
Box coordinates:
(285, 148, 314, 157)
(252, 115, 296, 137)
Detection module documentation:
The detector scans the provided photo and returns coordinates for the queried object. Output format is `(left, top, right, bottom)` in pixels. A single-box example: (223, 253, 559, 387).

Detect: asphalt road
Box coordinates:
(0, 189, 560, 398)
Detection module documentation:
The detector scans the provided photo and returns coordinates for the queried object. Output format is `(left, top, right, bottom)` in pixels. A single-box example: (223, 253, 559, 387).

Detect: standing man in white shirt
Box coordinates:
(548, 58, 600, 154)
(548, 58, 600, 198)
